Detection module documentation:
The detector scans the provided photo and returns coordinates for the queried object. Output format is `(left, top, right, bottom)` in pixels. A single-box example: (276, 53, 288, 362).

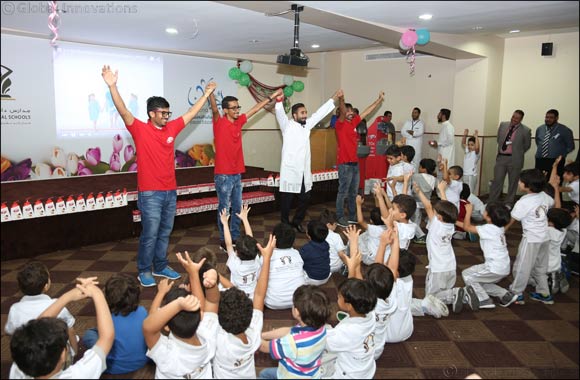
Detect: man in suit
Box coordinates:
(488, 110, 531, 208)
(534, 109, 575, 181)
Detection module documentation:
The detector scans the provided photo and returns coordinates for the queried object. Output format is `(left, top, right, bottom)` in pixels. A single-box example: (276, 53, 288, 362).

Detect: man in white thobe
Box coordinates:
(274, 89, 342, 232)
(429, 108, 456, 167)
(400, 107, 425, 170)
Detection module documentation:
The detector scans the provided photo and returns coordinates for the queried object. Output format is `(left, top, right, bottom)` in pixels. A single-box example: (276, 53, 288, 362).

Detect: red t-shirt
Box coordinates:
(335, 114, 361, 164)
(126, 117, 185, 191)
(213, 114, 248, 175)
(456, 199, 470, 232)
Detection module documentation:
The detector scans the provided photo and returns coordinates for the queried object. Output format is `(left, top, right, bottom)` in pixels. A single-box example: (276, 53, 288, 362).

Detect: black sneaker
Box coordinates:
(498, 291, 518, 308)
(464, 285, 480, 311)
(336, 217, 349, 228)
(413, 236, 427, 245)
(452, 287, 465, 313)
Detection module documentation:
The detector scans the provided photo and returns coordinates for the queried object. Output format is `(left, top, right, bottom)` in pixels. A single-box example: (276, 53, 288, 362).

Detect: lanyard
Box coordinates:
(411, 120, 419, 131)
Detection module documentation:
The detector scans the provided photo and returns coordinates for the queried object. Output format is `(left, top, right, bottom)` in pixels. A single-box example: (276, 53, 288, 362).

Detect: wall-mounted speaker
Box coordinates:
(542, 42, 553, 56)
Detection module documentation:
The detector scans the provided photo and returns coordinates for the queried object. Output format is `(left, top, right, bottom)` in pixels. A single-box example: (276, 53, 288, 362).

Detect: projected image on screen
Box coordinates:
(53, 47, 163, 139)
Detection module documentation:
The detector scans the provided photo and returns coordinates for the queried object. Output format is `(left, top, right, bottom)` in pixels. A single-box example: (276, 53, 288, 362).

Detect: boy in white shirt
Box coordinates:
(441, 158, 463, 211)
(400, 145, 417, 194)
(468, 193, 486, 222)
(502, 168, 554, 306)
(457, 202, 514, 309)
(144, 255, 220, 379)
(355, 194, 387, 265)
(319, 209, 348, 274)
(10, 278, 113, 379)
(220, 205, 262, 299)
(264, 223, 306, 310)
(411, 158, 438, 245)
(461, 129, 480, 195)
(559, 162, 579, 203)
(385, 145, 408, 200)
(540, 208, 573, 295)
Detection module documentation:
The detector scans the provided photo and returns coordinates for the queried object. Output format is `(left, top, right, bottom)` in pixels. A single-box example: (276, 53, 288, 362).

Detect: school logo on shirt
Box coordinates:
(363, 333, 375, 353)
(441, 234, 452, 244)
(280, 256, 293, 265)
(534, 205, 548, 218)
(242, 272, 256, 284)
(234, 354, 253, 367)
(166, 136, 174, 144)
(376, 313, 388, 322)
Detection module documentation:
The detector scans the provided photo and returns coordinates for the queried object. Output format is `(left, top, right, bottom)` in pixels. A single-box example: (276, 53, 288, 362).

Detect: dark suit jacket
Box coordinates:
(496, 122, 531, 167)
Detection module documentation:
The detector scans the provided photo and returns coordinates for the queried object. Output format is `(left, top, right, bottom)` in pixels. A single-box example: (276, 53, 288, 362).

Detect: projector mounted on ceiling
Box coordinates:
(276, 4, 309, 67)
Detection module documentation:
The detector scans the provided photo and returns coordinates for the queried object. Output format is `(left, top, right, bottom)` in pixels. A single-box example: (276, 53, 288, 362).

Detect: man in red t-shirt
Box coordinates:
(334, 91, 385, 227)
(209, 88, 283, 249)
(101, 65, 216, 287)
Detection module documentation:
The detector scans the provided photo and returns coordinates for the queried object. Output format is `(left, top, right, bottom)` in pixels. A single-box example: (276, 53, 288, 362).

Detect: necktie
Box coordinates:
(541, 127, 551, 157)
(502, 124, 516, 151)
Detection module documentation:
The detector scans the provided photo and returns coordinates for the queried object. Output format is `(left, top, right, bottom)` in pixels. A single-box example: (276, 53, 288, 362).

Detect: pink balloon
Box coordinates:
(401, 30, 418, 47)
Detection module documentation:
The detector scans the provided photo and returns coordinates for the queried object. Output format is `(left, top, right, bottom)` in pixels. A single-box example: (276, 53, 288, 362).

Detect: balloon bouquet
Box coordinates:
(399, 29, 431, 76)
(281, 75, 305, 98)
(227, 61, 305, 100)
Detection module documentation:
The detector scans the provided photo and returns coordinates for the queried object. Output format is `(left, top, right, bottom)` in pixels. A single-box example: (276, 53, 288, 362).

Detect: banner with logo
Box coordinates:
(1, 34, 236, 182)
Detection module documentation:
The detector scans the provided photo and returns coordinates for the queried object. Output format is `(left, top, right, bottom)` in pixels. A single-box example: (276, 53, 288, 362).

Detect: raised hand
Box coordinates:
(204, 82, 217, 97)
(437, 180, 448, 192)
(464, 202, 474, 214)
(101, 65, 118, 87)
(553, 155, 562, 168)
(463, 129, 469, 136)
(549, 173, 560, 188)
(236, 203, 251, 221)
(339, 248, 361, 273)
(335, 89, 344, 99)
(219, 208, 229, 226)
(378, 91, 385, 101)
(158, 278, 174, 295)
(257, 234, 276, 261)
(342, 224, 361, 242)
(356, 194, 364, 206)
(474, 129, 479, 137)
(176, 252, 205, 274)
(381, 212, 394, 229)
(202, 268, 218, 289)
(178, 294, 201, 312)
(272, 88, 284, 98)
(413, 182, 421, 194)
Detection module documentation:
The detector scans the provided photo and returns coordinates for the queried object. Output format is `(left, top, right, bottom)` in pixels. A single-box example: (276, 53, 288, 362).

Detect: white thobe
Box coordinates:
(437, 120, 456, 166)
(400, 119, 424, 168)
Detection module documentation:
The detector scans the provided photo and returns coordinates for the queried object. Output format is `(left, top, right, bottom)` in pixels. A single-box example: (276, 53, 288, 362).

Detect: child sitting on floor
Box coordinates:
(300, 220, 331, 285)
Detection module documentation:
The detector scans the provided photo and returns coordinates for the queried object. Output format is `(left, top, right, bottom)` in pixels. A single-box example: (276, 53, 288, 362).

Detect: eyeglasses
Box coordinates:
(154, 110, 172, 118)
(226, 106, 242, 110)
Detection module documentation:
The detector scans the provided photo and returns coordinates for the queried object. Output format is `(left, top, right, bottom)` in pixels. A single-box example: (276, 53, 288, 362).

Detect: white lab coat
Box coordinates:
(400, 119, 425, 167)
(437, 120, 456, 166)
(275, 99, 336, 193)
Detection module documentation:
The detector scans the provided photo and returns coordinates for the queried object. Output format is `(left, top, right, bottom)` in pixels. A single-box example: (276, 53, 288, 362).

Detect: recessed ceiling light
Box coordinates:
(311, 44, 320, 48)
(472, 26, 484, 31)
(249, 39, 260, 43)
(509, 29, 520, 33)
(418, 14, 432, 20)
(165, 28, 178, 35)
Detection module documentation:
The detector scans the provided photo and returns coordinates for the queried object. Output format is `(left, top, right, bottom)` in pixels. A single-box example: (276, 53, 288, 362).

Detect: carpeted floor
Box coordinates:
(1, 200, 578, 379)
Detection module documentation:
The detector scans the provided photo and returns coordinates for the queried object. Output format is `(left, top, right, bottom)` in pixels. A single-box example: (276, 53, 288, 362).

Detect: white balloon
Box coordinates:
(399, 39, 410, 51)
(239, 60, 253, 73)
(283, 75, 294, 86)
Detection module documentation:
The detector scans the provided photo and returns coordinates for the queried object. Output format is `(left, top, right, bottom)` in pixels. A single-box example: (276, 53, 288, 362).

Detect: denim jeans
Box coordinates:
(137, 190, 177, 273)
(258, 367, 279, 379)
(336, 163, 360, 220)
(82, 327, 98, 349)
(215, 174, 242, 242)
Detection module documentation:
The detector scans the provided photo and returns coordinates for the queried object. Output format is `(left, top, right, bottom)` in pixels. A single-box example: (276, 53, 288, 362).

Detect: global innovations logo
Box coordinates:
(1, 65, 15, 100)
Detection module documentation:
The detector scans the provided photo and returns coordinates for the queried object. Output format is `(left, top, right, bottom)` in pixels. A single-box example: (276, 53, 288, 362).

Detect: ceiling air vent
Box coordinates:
(364, 51, 429, 61)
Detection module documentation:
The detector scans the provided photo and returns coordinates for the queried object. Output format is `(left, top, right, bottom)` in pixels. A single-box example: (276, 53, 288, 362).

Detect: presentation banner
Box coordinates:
(1, 34, 236, 182)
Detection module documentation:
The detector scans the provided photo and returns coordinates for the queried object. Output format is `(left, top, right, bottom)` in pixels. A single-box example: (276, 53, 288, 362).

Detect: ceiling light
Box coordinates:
(418, 14, 432, 20)
(311, 44, 320, 48)
(509, 29, 520, 33)
(472, 26, 484, 31)
(249, 39, 260, 43)
(165, 28, 178, 35)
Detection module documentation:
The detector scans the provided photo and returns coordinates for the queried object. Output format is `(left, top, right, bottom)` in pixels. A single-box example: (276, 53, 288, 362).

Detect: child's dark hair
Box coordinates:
(191, 247, 218, 268)
(235, 235, 260, 261)
(460, 183, 471, 200)
(273, 223, 296, 249)
(319, 209, 338, 225)
(307, 220, 329, 243)
(182, 261, 216, 296)
(370, 207, 384, 225)
(519, 169, 546, 193)
(544, 183, 555, 199)
(433, 200, 458, 223)
(163, 288, 201, 339)
(293, 285, 331, 329)
(420, 158, 437, 176)
(105, 274, 140, 316)
(365, 264, 394, 300)
(562, 201, 579, 215)
(386, 145, 401, 157)
(11, 318, 68, 378)
(467, 136, 476, 144)
(338, 278, 377, 315)
(563, 163, 579, 177)
(548, 208, 573, 231)
(393, 194, 417, 220)
(218, 287, 253, 335)
(449, 165, 464, 179)
(485, 202, 511, 227)
(17, 261, 49, 296)
(401, 145, 415, 163)
(398, 249, 416, 278)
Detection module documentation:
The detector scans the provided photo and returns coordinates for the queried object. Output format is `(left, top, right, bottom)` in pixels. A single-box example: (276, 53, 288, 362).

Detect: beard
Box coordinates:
(297, 118, 307, 125)
(437, 117, 442, 123)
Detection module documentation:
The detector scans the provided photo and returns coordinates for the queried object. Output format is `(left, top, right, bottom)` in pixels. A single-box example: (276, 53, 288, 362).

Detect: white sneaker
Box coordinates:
(423, 294, 449, 318)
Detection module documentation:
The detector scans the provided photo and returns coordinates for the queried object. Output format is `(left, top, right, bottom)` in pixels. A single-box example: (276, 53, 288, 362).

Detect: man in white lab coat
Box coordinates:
(400, 107, 425, 170)
(274, 89, 343, 232)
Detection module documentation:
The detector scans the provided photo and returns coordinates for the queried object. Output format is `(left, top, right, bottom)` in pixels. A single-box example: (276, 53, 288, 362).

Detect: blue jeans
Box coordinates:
(259, 367, 279, 379)
(336, 163, 360, 220)
(215, 174, 242, 242)
(82, 328, 98, 348)
(137, 190, 177, 273)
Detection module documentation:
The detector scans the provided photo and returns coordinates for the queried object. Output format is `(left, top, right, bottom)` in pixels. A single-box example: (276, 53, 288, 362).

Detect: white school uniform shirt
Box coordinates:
(415, 174, 437, 209)
(275, 99, 336, 194)
(213, 309, 263, 379)
(359, 224, 387, 265)
(147, 312, 219, 379)
(383, 275, 413, 344)
(386, 162, 405, 199)
(463, 148, 479, 176)
(400, 119, 424, 165)
(545, 226, 567, 273)
(10, 346, 106, 379)
(382, 221, 417, 264)
(569, 179, 579, 203)
(325, 311, 377, 379)
(467, 194, 485, 217)
(475, 224, 510, 275)
(511, 191, 554, 243)
(437, 120, 456, 166)
(426, 216, 456, 273)
(444, 179, 463, 210)
(226, 251, 263, 299)
(5, 294, 76, 335)
(327, 229, 347, 272)
(264, 248, 305, 309)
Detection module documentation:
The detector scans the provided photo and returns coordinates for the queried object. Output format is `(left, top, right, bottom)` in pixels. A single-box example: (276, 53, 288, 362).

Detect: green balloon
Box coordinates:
(292, 80, 305, 92)
(228, 67, 242, 80)
(283, 86, 294, 97)
(238, 73, 251, 86)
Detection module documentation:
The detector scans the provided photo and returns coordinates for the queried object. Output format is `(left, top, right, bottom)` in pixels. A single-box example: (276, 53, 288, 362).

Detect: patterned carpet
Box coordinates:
(1, 200, 578, 379)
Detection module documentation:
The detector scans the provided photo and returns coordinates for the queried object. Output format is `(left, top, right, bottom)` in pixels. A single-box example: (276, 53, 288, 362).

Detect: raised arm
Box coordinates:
(149, 279, 174, 315)
(413, 182, 435, 220)
(305, 89, 343, 130)
(246, 88, 283, 119)
(338, 92, 346, 122)
(459, 203, 478, 234)
(474, 130, 480, 154)
(208, 92, 221, 123)
(442, 159, 450, 184)
(340, 225, 363, 279)
(523, 127, 532, 152)
(359, 91, 385, 121)
(253, 234, 276, 311)
(181, 82, 216, 125)
(402, 172, 413, 195)
(176, 252, 207, 310)
(235, 204, 253, 237)
(549, 173, 562, 209)
(385, 223, 400, 279)
(437, 180, 448, 201)
(274, 95, 290, 134)
(102, 65, 134, 126)
(356, 195, 369, 230)
(373, 182, 390, 219)
(219, 209, 235, 253)
(461, 129, 469, 149)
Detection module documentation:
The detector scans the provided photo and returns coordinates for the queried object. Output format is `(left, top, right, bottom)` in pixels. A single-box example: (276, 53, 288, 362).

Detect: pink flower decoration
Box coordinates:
(124, 145, 135, 162)
(110, 152, 121, 171)
(112, 134, 123, 153)
(85, 147, 101, 166)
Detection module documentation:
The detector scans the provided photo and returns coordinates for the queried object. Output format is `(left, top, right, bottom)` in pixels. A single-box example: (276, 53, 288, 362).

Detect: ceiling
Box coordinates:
(1, 1, 578, 58)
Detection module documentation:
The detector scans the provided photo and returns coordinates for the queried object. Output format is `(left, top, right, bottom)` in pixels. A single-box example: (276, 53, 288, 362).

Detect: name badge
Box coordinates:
(506, 141, 513, 145)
